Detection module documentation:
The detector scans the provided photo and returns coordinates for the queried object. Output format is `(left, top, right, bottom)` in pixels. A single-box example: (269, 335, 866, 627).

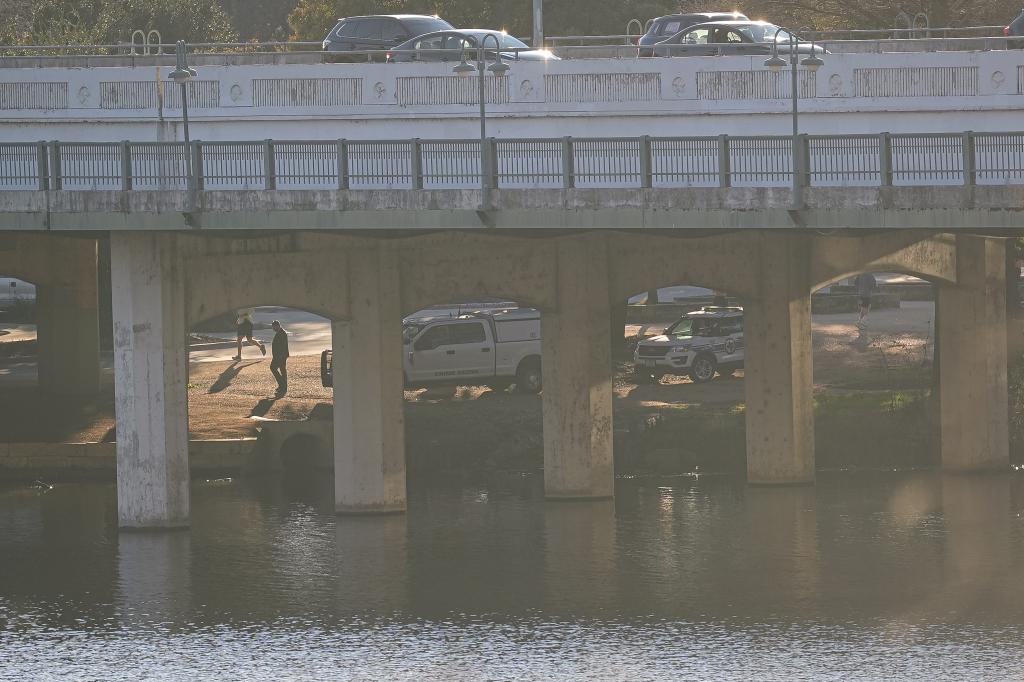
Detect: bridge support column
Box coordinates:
(542, 236, 614, 499)
(36, 291, 101, 397)
(937, 235, 1009, 472)
(21, 236, 101, 396)
(744, 235, 815, 484)
(333, 248, 407, 514)
(110, 232, 189, 529)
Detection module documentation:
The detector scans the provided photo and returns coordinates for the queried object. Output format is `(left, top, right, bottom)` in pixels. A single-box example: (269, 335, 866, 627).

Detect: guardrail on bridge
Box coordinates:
(1, 132, 1021, 192)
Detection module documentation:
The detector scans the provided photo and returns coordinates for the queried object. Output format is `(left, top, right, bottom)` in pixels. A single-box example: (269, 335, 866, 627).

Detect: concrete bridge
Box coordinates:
(0, 52, 1020, 529)
(1, 229, 1010, 529)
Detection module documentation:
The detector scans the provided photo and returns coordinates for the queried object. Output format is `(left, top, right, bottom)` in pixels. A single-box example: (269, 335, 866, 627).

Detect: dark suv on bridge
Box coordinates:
(322, 14, 454, 61)
(637, 11, 748, 56)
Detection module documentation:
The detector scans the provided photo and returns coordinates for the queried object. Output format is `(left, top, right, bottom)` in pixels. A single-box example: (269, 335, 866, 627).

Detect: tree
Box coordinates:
(219, 0, 299, 41)
(94, 0, 237, 44)
(2, 0, 238, 46)
(287, 0, 344, 41)
(1, 0, 101, 44)
(731, 0, 1009, 31)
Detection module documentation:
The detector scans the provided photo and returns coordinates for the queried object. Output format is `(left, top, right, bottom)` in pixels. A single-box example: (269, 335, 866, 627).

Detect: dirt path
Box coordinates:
(0, 326, 934, 445)
(0, 301, 938, 444)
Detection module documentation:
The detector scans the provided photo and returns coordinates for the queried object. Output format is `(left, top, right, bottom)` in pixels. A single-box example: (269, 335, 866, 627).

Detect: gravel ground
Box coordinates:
(0, 312, 937, 444)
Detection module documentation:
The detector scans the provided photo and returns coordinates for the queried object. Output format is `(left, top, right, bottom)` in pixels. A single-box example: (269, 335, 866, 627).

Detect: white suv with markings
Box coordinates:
(633, 306, 744, 383)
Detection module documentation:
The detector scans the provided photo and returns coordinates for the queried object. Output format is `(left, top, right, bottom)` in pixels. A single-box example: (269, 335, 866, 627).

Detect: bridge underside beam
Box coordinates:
(3, 187, 1024, 232)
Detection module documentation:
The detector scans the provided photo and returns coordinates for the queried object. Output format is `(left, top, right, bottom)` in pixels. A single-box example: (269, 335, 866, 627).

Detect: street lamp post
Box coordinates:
(168, 40, 197, 196)
(454, 34, 509, 210)
(764, 29, 823, 210)
(532, 0, 544, 49)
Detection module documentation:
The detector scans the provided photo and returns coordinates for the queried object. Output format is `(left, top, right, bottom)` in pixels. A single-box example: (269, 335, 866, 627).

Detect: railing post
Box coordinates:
(190, 140, 204, 191)
(263, 139, 276, 190)
(337, 139, 349, 190)
(486, 137, 499, 190)
(562, 136, 575, 189)
(718, 134, 731, 188)
(639, 135, 652, 189)
(962, 131, 976, 187)
(798, 133, 811, 189)
(36, 141, 49, 190)
(48, 141, 62, 190)
(411, 138, 423, 190)
(120, 140, 133, 191)
(879, 132, 893, 186)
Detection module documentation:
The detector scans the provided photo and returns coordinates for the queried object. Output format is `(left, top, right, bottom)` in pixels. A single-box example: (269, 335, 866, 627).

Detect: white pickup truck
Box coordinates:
(321, 308, 543, 393)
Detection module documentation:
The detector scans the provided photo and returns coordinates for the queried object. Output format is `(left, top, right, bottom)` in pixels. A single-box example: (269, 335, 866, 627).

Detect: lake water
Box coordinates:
(2, 472, 1024, 680)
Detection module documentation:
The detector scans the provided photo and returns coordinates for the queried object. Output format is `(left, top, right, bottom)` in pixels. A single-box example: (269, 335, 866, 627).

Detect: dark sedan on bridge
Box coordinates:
(652, 21, 827, 57)
(386, 30, 559, 62)
(637, 11, 748, 57)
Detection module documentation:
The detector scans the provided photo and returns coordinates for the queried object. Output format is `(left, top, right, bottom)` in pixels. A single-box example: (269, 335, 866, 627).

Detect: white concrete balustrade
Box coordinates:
(0, 51, 1022, 141)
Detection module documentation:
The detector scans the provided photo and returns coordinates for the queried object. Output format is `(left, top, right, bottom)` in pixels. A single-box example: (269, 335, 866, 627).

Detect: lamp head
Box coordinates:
(801, 54, 825, 72)
(168, 40, 196, 83)
(764, 53, 786, 72)
(453, 54, 476, 75)
(488, 60, 510, 75)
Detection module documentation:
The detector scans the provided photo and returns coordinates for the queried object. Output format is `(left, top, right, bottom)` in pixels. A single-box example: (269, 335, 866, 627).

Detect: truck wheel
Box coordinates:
(516, 359, 542, 394)
(689, 354, 717, 383)
(320, 350, 333, 388)
(634, 367, 658, 384)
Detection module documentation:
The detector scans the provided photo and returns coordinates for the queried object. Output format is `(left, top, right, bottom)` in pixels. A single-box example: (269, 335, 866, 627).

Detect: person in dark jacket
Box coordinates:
(270, 320, 289, 396)
(855, 273, 877, 324)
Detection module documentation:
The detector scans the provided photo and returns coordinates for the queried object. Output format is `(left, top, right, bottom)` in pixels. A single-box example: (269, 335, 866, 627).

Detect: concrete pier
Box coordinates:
(333, 247, 407, 514)
(744, 235, 815, 485)
(0, 234, 101, 396)
(36, 278, 101, 396)
(937, 235, 1009, 472)
(110, 233, 190, 529)
(541, 237, 614, 499)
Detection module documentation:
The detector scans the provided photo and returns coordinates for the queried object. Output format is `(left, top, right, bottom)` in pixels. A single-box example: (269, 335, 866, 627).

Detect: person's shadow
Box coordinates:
(248, 397, 278, 418)
(208, 361, 257, 394)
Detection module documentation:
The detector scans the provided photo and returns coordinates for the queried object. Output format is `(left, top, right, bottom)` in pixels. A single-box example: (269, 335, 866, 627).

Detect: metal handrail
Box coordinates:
(2, 132, 1019, 193)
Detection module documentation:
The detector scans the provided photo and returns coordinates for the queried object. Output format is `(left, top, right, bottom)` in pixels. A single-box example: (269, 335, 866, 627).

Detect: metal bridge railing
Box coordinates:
(6, 132, 1023, 193)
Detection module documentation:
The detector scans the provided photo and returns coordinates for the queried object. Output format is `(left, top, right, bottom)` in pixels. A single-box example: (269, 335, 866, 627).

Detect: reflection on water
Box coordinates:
(2, 472, 1024, 680)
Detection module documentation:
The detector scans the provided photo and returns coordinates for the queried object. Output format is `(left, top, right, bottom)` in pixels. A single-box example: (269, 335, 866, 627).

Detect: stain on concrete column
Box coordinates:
(936, 235, 1009, 472)
(111, 232, 190, 529)
(333, 246, 407, 514)
(744, 233, 815, 484)
(541, 235, 614, 499)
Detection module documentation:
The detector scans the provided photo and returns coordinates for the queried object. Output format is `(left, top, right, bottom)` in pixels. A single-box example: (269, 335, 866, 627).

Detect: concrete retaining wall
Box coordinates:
(0, 438, 257, 480)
